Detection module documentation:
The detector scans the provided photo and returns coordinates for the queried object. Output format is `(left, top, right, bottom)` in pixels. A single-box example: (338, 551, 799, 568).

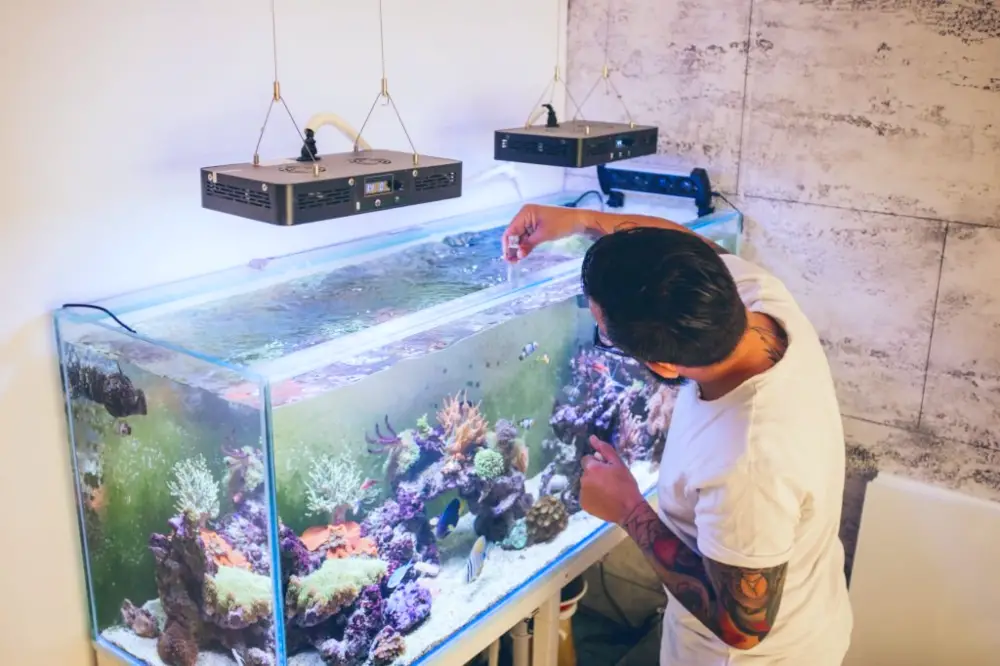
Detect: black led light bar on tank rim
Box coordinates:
(201, 149, 463, 226)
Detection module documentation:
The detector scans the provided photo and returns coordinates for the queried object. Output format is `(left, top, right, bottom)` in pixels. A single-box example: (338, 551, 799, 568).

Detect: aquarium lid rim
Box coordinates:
(251, 258, 585, 381)
(78, 191, 582, 323)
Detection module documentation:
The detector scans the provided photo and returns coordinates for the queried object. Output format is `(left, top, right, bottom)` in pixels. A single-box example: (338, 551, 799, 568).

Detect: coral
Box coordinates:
(64, 354, 148, 419)
(367, 416, 423, 483)
(285, 557, 386, 627)
(525, 496, 569, 545)
(149, 512, 212, 665)
(167, 456, 220, 524)
(316, 585, 383, 666)
(304, 456, 374, 525)
(473, 448, 505, 480)
(500, 518, 528, 551)
(200, 529, 250, 570)
(142, 599, 167, 634)
(300, 522, 378, 560)
(121, 598, 159, 638)
(385, 581, 432, 633)
(369, 625, 406, 665)
(279, 525, 319, 578)
(217, 498, 271, 575)
(202, 565, 273, 630)
(437, 392, 488, 457)
(493, 420, 529, 474)
(222, 446, 265, 505)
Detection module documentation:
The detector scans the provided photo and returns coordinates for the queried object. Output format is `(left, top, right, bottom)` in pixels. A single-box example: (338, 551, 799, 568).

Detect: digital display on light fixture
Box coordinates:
(364, 175, 394, 197)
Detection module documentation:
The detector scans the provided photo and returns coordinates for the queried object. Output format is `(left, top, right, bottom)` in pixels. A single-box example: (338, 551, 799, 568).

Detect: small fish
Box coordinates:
(466, 536, 490, 583)
(429, 497, 462, 539)
(387, 559, 413, 589)
(518, 418, 534, 431)
(360, 478, 378, 492)
(538, 354, 550, 365)
(518, 342, 539, 361)
(115, 420, 131, 436)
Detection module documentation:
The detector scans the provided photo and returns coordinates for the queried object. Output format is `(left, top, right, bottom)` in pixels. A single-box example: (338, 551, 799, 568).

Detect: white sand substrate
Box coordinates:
(103, 463, 658, 666)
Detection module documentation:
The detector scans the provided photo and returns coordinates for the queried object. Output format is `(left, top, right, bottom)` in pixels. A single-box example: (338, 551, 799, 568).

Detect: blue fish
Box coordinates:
(466, 536, 491, 583)
(429, 498, 461, 539)
(386, 559, 413, 590)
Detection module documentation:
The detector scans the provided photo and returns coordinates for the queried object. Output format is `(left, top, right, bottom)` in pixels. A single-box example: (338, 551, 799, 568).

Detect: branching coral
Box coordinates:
(285, 557, 387, 627)
(304, 455, 374, 524)
(167, 456, 220, 525)
(437, 392, 488, 457)
(222, 446, 265, 505)
(366, 416, 422, 483)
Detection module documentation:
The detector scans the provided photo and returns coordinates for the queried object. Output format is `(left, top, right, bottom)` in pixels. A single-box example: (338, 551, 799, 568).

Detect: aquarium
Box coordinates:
(56, 191, 742, 666)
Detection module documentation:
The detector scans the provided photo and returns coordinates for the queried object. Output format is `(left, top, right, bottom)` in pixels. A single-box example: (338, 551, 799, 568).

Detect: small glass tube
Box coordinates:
(506, 235, 520, 286)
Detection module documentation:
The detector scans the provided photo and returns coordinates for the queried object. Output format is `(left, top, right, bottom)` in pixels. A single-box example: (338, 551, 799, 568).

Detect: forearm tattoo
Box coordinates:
(621, 502, 787, 648)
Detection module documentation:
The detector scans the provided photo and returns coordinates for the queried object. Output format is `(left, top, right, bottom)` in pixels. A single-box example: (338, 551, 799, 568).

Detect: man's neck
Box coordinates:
(694, 311, 789, 401)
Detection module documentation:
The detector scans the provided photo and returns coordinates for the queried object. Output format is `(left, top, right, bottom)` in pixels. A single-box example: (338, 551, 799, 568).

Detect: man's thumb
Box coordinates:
(589, 435, 621, 463)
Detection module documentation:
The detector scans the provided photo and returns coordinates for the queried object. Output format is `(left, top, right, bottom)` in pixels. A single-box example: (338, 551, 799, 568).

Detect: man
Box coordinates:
(502, 204, 852, 665)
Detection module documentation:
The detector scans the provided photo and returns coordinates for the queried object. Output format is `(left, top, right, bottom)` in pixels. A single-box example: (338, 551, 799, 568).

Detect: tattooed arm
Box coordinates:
(621, 501, 788, 649)
(579, 437, 791, 649)
(580, 210, 731, 255)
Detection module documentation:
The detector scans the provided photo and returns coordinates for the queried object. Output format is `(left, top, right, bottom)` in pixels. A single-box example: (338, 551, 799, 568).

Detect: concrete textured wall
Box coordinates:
(566, 0, 1000, 613)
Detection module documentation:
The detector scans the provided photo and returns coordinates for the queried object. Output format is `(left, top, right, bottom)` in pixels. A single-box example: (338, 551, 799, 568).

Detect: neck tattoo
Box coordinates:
(750, 316, 788, 367)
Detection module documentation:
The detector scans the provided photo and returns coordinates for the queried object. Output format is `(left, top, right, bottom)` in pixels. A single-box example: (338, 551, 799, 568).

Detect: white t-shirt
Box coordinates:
(656, 254, 853, 665)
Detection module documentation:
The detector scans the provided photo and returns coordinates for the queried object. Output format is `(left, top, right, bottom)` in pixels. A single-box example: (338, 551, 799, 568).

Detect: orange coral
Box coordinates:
(199, 529, 250, 570)
(326, 522, 378, 559)
(299, 522, 378, 559)
(437, 392, 488, 457)
(512, 442, 529, 474)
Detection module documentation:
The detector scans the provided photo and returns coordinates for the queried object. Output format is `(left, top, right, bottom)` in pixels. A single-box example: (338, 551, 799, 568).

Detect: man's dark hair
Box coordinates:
(581, 227, 747, 367)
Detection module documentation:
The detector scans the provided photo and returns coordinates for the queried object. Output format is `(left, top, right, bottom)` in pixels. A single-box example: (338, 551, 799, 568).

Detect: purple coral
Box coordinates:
(365, 415, 402, 452)
(369, 626, 406, 665)
(385, 581, 432, 633)
(279, 524, 319, 577)
(217, 498, 271, 575)
(316, 586, 383, 666)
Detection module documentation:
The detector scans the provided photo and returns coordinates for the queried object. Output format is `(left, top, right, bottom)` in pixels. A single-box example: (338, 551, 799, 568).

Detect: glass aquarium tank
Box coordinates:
(56, 192, 742, 666)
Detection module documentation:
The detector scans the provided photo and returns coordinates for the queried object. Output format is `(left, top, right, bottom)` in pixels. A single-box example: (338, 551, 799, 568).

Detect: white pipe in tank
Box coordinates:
(510, 619, 532, 666)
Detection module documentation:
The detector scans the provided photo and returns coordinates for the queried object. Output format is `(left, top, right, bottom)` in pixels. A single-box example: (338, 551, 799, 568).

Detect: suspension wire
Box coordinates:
(571, 0, 635, 126)
(252, 0, 316, 169)
(354, 0, 419, 162)
(525, 0, 588, 127)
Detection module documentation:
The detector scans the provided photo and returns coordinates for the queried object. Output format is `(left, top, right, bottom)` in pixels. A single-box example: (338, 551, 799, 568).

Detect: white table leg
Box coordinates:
(532, 594, 561, 666)
(487, 638, 501, 666)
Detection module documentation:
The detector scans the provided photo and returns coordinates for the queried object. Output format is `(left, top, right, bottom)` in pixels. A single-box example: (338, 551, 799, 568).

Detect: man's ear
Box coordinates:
(646, 361, 679, 379)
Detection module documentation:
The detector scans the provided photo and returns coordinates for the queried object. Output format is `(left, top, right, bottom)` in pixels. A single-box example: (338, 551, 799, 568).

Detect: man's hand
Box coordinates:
(579, 436, 645, 525)
(501, 204, 582, 263)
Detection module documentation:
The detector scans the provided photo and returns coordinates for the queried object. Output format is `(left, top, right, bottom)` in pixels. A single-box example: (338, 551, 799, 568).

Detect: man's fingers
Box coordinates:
(589, 435, 621, 464)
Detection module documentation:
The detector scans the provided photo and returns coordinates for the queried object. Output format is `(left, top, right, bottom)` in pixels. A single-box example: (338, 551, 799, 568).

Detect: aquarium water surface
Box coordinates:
(55, 195, 742, 666)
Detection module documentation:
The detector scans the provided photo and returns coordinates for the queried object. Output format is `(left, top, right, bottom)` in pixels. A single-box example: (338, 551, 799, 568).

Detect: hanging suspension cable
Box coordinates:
(353, 0, 420, 164)
(571, 0, 635, 126)
(252, 0, 317, 172)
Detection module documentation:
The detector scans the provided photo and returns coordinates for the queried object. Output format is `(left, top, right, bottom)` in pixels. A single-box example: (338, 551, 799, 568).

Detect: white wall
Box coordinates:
(0, 1, 568, 663)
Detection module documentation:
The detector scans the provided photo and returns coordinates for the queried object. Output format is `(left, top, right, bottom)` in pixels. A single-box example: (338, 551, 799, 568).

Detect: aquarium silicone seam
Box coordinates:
(252, 258, 585, 381)
(95, 635, 146, 666)
(410, 482, 660, 666)
(54, 317, 103, 643)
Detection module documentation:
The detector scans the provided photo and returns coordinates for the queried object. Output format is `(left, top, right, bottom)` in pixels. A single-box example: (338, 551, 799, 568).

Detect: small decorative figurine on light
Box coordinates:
(297, 127, 320, 162)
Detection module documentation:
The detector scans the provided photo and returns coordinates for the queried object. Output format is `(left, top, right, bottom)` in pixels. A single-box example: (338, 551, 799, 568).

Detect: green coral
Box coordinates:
(286, 557, 387, 626)
(388, 430, 421, 478)
(167, 455, 220, 522)
(203, 566, 273, 628)
(501, 518, 528, 550)
(474, 448, 505, 480)
(224, 446, 265, 495)
(305, 455, 367, 521)
(415, 413, 431, 435)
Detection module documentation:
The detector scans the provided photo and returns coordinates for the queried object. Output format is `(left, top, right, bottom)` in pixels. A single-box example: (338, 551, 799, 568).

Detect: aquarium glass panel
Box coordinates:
(57, 196, 742, 666)
(55, 315, 281, 666)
